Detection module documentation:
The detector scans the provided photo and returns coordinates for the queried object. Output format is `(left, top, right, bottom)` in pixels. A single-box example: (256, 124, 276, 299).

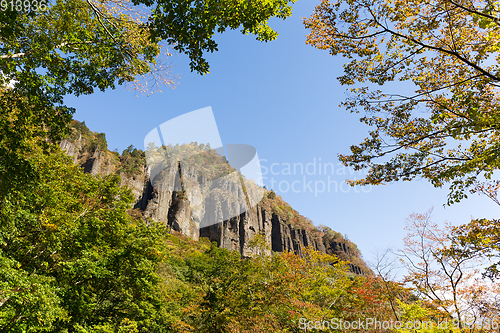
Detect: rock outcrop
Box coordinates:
(60, 123, 369, 274)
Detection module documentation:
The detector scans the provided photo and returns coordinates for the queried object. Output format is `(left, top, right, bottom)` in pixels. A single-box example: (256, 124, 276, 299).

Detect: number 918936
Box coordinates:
(1, 0, 47, 12)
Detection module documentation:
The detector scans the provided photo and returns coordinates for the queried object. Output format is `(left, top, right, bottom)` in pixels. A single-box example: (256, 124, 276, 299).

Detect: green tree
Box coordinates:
(140, 0, 297, 74)
(182, 243, 255, 332)
(0, 147, 170, 332)
(450, 217, 500, 280)
(394, 301, 461, 333)
(437, 181, 500, 281)
(304, 0, 500, 204)
(0, 0, 297, 198)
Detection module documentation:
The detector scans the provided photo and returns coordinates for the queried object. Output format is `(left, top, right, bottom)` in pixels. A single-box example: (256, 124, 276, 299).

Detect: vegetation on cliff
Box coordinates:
(67, 121, 108, 153)
(1, 0, 500, 329)
(4, 143, 495, 331)
(260, 189, 370, 273)
(65, 120, 146, 177)
(0, 144, 398, 332)
(65, 121, 371, 274)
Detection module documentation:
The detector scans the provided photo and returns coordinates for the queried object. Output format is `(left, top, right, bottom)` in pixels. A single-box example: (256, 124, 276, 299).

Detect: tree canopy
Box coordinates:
(0, 0, 297, 139)
(139, 0, 297, 74)
(0, 0, 297, 197)
(304, 0, 500, 204)
(2, 0, 500, 330)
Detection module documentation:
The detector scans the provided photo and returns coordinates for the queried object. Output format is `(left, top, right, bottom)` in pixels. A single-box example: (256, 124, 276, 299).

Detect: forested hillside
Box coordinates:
(61, 120, 370, 275)
(0, 129, 402, 332)
(1, 0, 500, 331)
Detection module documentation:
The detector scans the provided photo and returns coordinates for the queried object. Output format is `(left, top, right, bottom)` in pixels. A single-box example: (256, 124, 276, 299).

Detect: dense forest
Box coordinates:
(1, 0, 500, 331)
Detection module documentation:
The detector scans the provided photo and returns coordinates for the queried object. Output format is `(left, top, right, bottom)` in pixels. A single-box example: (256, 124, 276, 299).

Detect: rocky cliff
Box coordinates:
(60, 121, 369, 275)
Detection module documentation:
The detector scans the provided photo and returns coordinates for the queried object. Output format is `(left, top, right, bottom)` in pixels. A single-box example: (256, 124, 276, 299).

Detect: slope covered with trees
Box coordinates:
(1, 0, 500, 330)
(0, 139, 401, 332)
(60, 120, 371, 274)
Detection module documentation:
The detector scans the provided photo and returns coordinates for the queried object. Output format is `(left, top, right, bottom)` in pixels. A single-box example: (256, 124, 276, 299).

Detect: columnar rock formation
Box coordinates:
(60, 131, 368, 275)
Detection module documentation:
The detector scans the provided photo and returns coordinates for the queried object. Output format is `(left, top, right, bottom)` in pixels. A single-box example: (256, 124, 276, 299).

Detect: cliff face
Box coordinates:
(60, 123, 369, 274)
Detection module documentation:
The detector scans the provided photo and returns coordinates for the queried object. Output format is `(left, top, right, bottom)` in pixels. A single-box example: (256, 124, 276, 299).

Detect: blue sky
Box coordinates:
(65, 0, 499, 265)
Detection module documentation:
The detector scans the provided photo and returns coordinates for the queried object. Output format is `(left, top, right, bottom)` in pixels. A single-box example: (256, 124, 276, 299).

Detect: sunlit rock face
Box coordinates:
(61, 137, 368, 275)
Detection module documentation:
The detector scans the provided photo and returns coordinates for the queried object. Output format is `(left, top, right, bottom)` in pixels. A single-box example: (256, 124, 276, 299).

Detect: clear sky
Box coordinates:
(65, 0, 499, 265)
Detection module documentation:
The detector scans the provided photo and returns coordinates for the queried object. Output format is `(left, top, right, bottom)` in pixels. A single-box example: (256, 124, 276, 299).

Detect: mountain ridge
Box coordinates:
(60, 120, 370, 275)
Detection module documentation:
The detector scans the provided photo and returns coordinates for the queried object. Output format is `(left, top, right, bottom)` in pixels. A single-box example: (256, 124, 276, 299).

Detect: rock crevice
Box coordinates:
(60, 135, 368, 274)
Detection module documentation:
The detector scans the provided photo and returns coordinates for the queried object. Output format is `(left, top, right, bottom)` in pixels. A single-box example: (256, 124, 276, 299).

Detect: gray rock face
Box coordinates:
(60, 139, 367, 274)
(60, 138, 115, 176)
(200, 204, 272, 257)
(135, 163, 365, 273)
